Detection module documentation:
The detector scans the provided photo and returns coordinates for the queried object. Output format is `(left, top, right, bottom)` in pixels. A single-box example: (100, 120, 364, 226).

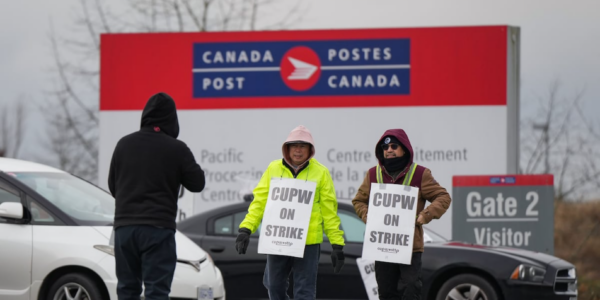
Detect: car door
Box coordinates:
(200, 209, 267, 299)
(0, 177, 32, 300)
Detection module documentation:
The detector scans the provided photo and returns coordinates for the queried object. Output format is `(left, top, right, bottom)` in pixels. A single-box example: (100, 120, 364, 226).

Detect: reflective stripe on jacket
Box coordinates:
(240, 158, 345, 246)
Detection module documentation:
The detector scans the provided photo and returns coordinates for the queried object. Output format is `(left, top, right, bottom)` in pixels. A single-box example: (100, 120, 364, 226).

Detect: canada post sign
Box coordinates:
(452, 175, 554, 254)
(192, 39, 410, 98)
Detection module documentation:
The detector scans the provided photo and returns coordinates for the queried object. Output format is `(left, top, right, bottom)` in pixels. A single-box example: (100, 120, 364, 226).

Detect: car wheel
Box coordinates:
(47, 273, 103, 300)
(435, 274, 498, 300)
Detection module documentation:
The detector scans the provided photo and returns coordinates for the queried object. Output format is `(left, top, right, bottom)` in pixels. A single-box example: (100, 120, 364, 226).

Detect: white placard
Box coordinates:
(362, 183, 419, 264)
(257, 178, 316, 258)
(356, 258, 379, 300)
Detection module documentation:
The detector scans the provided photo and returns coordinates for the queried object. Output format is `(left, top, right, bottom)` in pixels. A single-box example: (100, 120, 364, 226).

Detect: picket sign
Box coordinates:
(362, 183, 419, 264)
(258, 178, 316, 258)
(356, 258, 379, 300)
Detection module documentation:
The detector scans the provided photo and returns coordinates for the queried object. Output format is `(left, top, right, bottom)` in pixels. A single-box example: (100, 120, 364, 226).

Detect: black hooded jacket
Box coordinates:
(108, 93, 205, 229)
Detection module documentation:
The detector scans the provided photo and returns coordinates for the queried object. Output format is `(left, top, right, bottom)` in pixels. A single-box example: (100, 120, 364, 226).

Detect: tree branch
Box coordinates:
(49, 25, 98, 124)
(94, 0, 112, 33)
(44, 0, 304, 183)
(80, 0, 100, 50)
(249, 0, 258, 31)
(201, 0, 212, 31)
(182, 0, 202, 31)
(172, 0, 185, 31)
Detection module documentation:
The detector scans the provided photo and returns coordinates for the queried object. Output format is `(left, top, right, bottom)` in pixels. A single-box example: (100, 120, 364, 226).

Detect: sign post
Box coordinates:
(452, 175, 554, 254)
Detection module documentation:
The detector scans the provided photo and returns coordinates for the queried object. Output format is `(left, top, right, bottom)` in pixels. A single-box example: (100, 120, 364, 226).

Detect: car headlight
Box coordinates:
(510, 264, 546, 282)
(205, 252, 214, 265)
(94, 244, 210, 273)
(205, 252, 217, 273)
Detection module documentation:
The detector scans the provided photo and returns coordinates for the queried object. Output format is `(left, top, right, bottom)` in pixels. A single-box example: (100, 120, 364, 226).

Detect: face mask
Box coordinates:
(383, 155, 409, 173)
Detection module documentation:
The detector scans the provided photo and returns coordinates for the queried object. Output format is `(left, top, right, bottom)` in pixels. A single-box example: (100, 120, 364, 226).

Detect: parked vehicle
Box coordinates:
(0, 157, 225, 300)
(178, 200, 577, 300)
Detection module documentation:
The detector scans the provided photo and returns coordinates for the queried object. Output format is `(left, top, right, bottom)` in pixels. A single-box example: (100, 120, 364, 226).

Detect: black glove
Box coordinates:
(331, 244, 345, 274)
(235, 228, 251, 254)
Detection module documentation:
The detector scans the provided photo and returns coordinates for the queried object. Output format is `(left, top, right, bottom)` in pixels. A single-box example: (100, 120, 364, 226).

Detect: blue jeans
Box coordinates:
(263, 244, 321, 300)
(114, 225, 177, 300)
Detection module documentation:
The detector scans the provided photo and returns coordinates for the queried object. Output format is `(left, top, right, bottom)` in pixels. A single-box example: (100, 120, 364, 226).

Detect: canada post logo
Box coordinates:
(192, 39, 410, 98)
(280, 46, 321, 91)
(490, 176, 516, 184)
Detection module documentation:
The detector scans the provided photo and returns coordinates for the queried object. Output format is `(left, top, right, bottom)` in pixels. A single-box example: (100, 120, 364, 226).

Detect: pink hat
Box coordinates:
(282, 125, 315, 165)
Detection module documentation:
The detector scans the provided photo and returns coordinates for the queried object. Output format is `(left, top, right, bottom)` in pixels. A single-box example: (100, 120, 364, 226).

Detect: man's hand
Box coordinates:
(331, 245, 345, 274)
(235, 228, 251, 254)
(416, 214, 425, 226)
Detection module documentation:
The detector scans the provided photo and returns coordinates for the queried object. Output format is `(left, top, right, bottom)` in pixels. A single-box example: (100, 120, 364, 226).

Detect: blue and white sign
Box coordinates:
(192, 39, 411, 98)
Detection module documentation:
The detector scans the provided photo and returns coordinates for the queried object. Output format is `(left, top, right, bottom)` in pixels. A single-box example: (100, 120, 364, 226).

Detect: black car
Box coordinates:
(178, 201, 577, 300)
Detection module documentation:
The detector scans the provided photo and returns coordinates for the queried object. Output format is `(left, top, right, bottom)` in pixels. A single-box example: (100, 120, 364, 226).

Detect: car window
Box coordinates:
(234, 212, 246, 232)
(215, 215, 233, 234)
(0, 179, 22, 223)
(214, 211, 260, 236)
(13, 172, 114, 225)
(338, 210, 366, 243)
(27, 196, 63, 225)
(0, 179, 20, 205)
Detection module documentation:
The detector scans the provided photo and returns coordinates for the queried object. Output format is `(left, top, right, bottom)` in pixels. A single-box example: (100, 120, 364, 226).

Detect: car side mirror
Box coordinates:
(0, 202, 24, 219)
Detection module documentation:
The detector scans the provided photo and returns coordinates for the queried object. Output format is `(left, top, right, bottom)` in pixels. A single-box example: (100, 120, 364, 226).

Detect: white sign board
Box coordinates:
(356, 258, 379, 300)
(362, 183, 418, 264)
(257, 178, 316, 258)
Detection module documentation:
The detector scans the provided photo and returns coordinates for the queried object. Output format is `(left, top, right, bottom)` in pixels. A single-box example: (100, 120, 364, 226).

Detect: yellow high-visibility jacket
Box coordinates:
(239, 158, 345, 246)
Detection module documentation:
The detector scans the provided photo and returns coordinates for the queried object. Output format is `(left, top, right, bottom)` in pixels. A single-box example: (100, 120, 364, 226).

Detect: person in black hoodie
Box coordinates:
(108, 92, 205, 300)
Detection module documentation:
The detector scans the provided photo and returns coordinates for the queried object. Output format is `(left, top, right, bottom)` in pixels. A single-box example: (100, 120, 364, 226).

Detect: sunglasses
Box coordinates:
(382, 143, 400, 150)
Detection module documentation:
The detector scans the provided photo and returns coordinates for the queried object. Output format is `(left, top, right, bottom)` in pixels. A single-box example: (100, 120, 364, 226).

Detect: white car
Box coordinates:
(0, 157, 225, 300)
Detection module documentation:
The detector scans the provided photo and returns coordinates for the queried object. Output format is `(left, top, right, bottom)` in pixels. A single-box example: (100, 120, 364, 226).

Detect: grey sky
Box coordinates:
(1, 1, 73, 100)
(1, 0, 599, 159)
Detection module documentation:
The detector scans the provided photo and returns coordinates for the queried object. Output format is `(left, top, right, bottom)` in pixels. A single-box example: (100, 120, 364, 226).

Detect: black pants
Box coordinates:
(375, 252, 422, 300)
(114, 225, 177, 300)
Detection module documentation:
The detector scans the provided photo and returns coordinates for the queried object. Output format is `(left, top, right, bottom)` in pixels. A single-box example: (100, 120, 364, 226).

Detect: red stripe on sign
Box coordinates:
(100, 26, 508, 111)
(452, 175, 554, 187)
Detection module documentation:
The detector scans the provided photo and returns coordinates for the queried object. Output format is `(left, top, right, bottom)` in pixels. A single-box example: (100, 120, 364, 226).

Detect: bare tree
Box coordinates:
(46, 0, 303, 183)
(520, 80, 600, 201)
(0, 98, 28, 158)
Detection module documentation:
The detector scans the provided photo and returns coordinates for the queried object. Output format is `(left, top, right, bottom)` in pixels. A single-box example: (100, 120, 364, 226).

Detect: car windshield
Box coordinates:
(423, 227, 447, 243)
(14, 172, 115, 225)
